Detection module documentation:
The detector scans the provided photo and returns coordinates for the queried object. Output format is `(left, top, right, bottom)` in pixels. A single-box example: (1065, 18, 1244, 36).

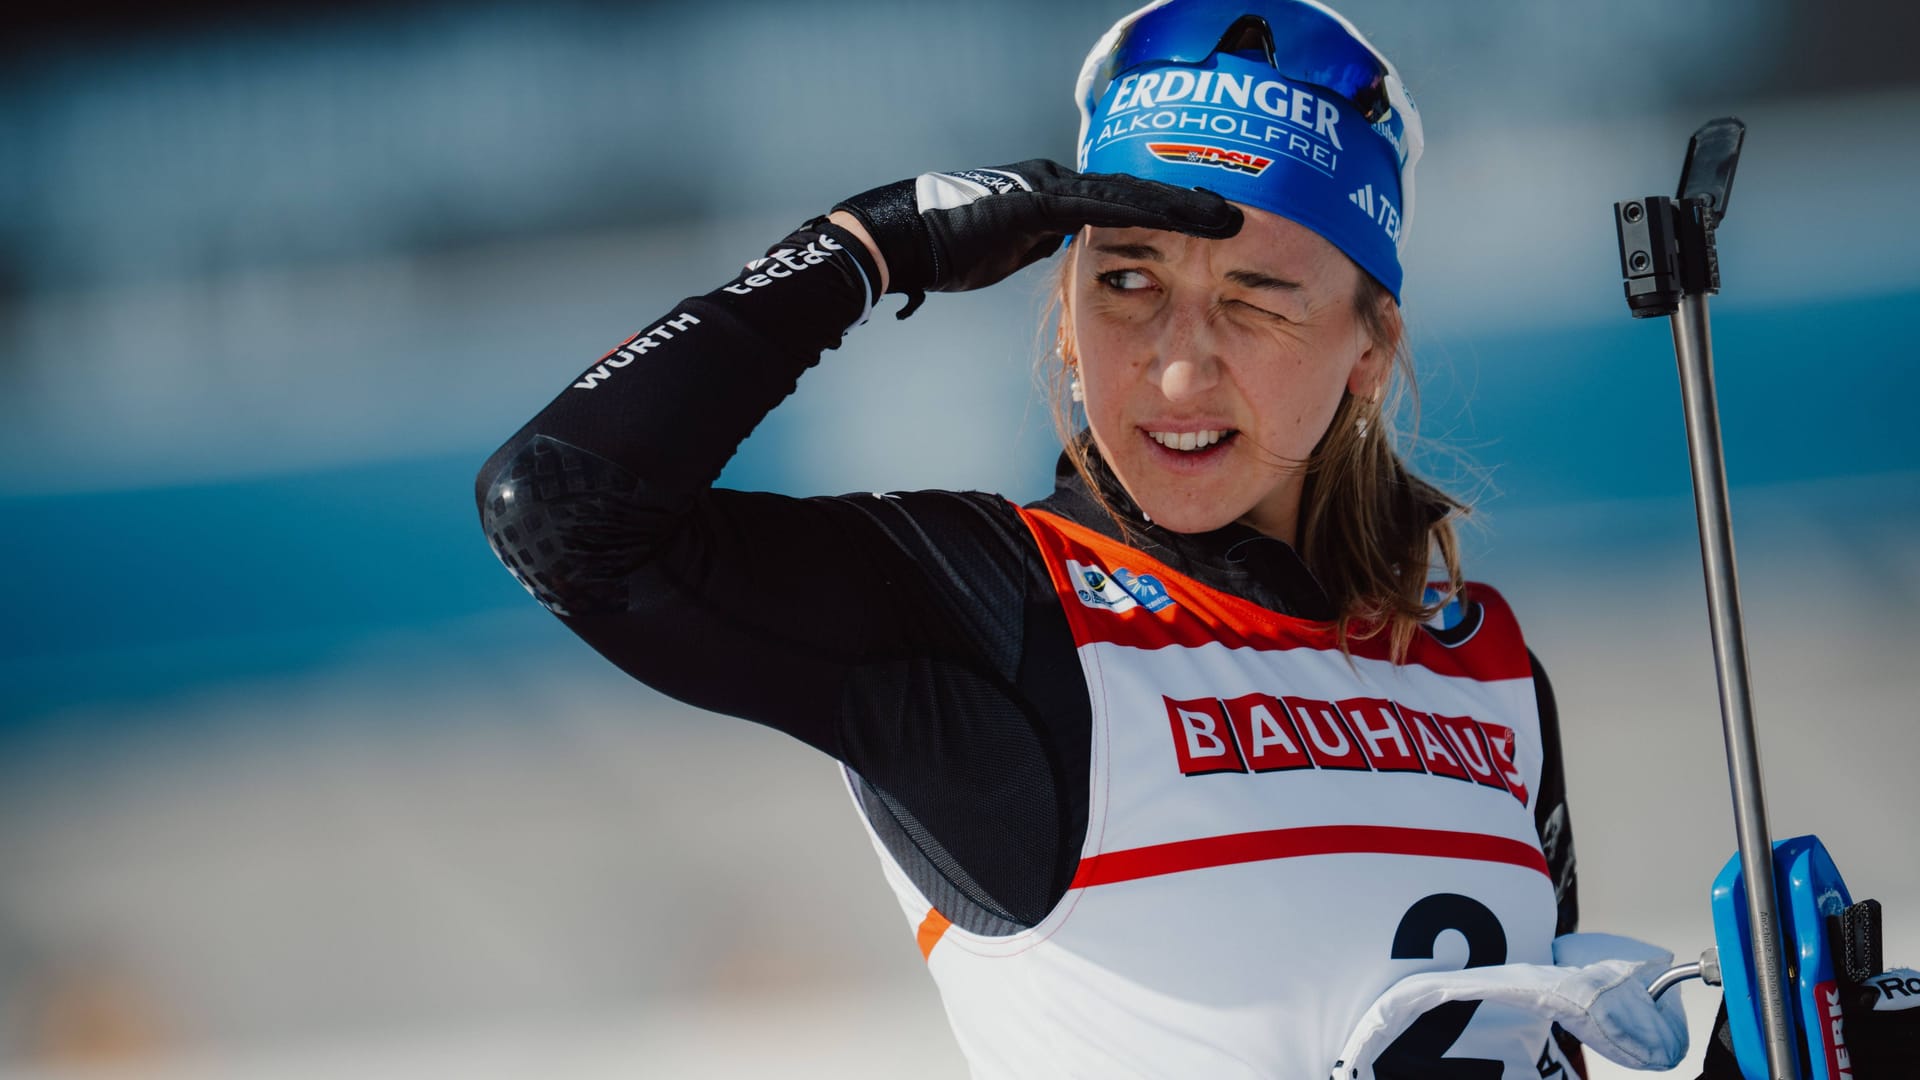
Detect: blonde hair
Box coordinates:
(1042, 251, 1468, 664)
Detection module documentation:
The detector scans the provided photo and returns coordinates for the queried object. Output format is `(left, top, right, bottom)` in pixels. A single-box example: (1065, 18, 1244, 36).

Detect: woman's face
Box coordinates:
(1067, 203, 1390, 543)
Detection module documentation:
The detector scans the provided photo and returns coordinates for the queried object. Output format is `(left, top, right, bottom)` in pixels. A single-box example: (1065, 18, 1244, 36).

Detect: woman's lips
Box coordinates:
(1139, 426, 1239, 472)
(1145, 428, 1231, 451)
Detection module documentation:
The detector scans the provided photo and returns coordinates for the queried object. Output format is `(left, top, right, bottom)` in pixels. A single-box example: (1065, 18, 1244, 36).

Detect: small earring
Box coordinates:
(1069, 370, 1085, 402)
(1355, 382, 1383, 435)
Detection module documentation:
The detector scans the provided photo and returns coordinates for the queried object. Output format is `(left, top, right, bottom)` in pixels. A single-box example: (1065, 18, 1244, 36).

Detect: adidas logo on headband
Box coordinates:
(1348, 183, 1402, 244)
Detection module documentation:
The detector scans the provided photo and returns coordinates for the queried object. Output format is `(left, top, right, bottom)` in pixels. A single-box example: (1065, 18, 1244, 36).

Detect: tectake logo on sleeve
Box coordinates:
(722, 232, 846, 296)
(1162, 692, 1528, 805)
(1067, 560, 1177, 614)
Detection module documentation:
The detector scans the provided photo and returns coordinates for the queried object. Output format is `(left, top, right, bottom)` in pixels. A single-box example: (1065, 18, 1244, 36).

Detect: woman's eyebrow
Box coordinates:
(1090, 242, 1163, 260)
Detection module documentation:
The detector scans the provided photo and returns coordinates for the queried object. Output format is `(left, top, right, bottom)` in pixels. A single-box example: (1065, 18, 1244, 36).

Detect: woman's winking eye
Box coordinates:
(1228, 297, 1289, 322)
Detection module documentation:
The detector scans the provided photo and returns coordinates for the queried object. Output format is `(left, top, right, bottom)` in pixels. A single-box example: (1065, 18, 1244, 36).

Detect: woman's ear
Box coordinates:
(1057, 242, 1081, 358)
(1345, 289, 1400, 398)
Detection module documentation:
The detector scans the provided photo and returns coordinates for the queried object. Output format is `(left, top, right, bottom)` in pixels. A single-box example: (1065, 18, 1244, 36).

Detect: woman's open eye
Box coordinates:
(1096, 269, 1153, 292)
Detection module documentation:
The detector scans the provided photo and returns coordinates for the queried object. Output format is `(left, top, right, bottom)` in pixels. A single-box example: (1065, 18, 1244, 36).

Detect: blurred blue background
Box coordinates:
(2, 2, 1915, 1076)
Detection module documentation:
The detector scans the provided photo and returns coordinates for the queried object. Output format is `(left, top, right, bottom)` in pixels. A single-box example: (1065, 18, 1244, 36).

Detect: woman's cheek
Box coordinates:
(1073, 314, 1145, 381)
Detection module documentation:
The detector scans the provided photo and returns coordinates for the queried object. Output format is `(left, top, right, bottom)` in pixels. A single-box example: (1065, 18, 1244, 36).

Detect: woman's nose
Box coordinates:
(1151, 301, 1222, 402)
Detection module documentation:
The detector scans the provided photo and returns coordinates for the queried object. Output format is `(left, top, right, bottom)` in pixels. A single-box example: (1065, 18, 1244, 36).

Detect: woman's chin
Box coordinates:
(1128, 493, 1244, 536)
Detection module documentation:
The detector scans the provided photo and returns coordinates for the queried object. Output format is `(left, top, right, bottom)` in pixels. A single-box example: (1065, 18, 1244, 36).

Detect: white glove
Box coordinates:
(1333, 932, 1690, 1078)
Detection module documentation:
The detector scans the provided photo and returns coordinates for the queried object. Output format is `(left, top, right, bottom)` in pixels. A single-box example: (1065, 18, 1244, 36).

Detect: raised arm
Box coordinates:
(473, 162, 1239, 755)
(473, 213, 933, 756)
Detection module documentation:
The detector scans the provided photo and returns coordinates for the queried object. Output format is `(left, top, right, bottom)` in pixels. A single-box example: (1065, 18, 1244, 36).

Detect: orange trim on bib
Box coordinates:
(1012, 506, 1532, 682)
(916, 907, 953, 961)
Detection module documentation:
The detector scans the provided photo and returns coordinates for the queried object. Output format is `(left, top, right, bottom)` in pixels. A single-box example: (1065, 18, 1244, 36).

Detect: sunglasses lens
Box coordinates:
(1087, 0, 1394, 126)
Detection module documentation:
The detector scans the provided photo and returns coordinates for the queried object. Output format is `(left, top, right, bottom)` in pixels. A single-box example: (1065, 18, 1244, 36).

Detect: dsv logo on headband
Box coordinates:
(1148, 142, 1274, 176)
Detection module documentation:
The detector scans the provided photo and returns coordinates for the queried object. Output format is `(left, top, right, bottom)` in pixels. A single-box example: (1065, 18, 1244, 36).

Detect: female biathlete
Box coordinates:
(476, 1, 1914, 1076)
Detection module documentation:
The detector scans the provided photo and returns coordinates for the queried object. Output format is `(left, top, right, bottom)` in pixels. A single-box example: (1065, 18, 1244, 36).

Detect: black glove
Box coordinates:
(832, 159, 1242, 317)
(1699, 899, 1919, 1078)
(1832, 900, 1920, 1076)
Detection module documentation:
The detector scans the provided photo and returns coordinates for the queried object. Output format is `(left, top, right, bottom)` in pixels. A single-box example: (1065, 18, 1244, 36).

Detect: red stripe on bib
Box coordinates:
(1070, 824, 1551, 888)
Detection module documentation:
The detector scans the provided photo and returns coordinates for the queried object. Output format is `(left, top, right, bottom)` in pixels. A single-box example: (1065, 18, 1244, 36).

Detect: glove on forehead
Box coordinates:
(834, 159, 1239, 320)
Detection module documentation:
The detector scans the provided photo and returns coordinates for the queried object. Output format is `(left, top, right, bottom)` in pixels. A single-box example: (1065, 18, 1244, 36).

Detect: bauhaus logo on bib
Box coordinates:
(1163, 692, 1528, 804)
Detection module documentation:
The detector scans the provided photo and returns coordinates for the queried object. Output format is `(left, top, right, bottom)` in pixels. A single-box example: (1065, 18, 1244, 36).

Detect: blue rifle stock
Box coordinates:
(1711, 837, 1856, 1078)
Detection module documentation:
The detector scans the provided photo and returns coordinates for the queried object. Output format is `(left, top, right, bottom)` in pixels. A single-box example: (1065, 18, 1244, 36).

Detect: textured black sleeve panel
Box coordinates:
(1530, 649, 1580, 937)
(472, 215, 1048, 751)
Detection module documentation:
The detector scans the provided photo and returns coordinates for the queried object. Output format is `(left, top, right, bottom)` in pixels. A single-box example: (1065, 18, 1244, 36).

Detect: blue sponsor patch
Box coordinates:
(1420, 585, 1484, 646)
(1112, 567, 1174, 613)
(1422, 585, 1465, 630)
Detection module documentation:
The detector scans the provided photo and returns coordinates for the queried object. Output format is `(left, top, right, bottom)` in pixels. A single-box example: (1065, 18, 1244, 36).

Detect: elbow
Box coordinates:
(475, 439, 561, 615)
(474, 435, 653, 618)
